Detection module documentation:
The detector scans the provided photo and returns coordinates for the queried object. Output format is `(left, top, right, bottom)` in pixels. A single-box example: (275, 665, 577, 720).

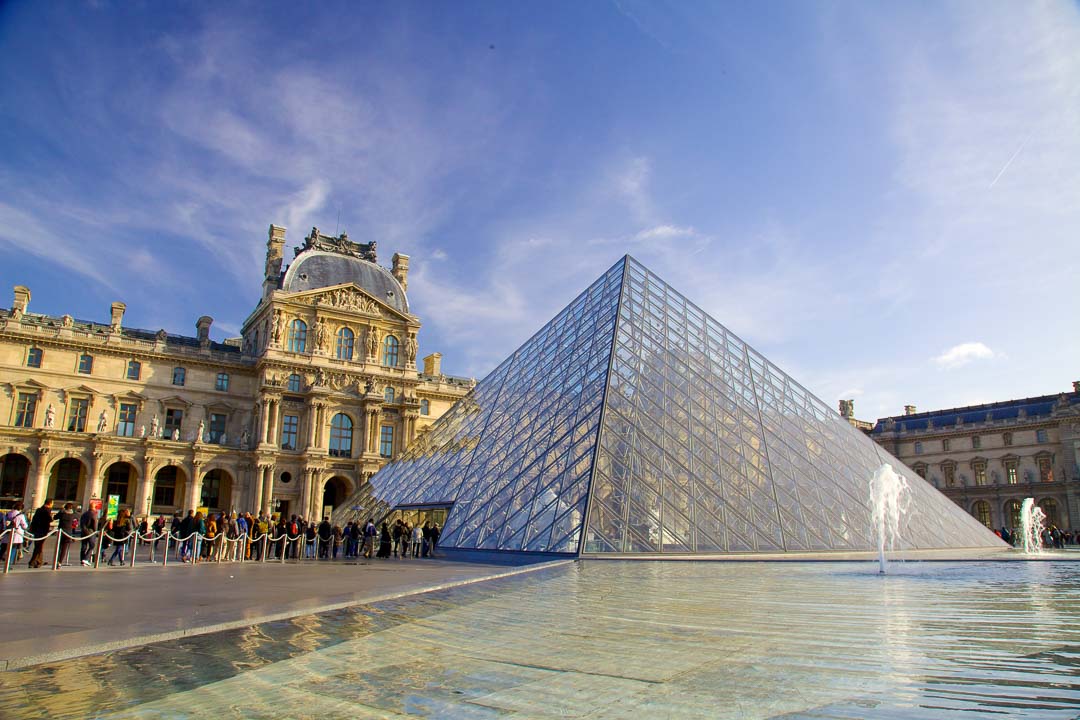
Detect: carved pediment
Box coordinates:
(284, 283, 410, 321)
(157, 395, 193, 409)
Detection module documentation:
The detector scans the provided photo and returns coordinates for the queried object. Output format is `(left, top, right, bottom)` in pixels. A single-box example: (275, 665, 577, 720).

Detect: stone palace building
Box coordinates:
(869, 384, 1080, 533)
(0, 225, 473, 521)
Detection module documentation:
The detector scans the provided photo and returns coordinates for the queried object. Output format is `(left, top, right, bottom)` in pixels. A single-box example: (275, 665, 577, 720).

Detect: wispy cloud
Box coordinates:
(934, 342, 999, 370)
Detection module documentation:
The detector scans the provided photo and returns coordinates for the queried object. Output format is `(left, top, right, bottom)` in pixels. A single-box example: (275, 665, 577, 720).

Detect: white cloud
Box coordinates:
(934, 342, 998, 370)
(634, 224, 696, 241)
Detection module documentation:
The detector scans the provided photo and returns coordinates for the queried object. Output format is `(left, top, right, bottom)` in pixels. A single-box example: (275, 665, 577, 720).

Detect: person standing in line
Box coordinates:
(431, 523, 441, 558)
(4, 501, 27, 565)
(27, 498, 55, 568)
(79, 505, 98, 566)
(412, 522, 422, 558)
(421, 521, 432, 558)
(152, 515, 166, 560)
(56, 502, 76, 566)
(400, 522, 411, 559)
(107, 509, 132, 566)
(377, 521, 392, 558)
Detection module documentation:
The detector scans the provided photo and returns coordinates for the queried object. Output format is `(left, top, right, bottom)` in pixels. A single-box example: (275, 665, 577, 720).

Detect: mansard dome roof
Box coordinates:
(281, 250, 409, 314)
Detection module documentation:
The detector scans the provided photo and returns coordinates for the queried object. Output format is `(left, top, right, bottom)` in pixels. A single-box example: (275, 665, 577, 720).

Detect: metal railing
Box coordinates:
(0, 526, 407, 574)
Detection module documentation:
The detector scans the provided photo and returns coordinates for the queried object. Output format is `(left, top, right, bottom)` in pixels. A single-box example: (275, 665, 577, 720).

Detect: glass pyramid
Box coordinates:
(349, 256, 1003, 555)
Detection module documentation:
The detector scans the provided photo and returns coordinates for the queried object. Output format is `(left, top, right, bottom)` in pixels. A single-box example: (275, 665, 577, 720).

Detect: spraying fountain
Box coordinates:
(1020, 498, 1046, 555)
(870, 463, 909, 574)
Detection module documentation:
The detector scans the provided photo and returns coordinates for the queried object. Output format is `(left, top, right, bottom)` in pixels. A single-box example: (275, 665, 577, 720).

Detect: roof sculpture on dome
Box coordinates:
(336, 256, 1004, 556)
(294, 226, 377, 262)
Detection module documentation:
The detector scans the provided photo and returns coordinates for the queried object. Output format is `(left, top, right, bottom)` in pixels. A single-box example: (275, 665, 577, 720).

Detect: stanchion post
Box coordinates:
(3, 529, 12, 574)
(93, 531, 102, 569)
(163, 533, 170, 567)
(52, 530, 62, 570)
(130, 532, 137, 567)
(261, 534, 268, 563)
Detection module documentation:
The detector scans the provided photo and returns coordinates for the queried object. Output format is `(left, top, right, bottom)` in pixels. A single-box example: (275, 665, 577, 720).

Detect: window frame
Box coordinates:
(215, 372, 229, 392)
(117, 402, 137, 437)
(77, 354, 94, 375)
(163, 407, 184, 440)
(14, 391, 38, 428)
(172, 367, 186, 386)
(26, 347, 43, 368)
(328, 413, 353, 458)
(335, 327, 354, 360)
(287, 374, 302, 393)
(384, 387, 395, 404)
(288, 319, 308, 353)
(379, 424, 394, 458)
(420, 399, 430, 416)
(382, 335, 399, 367)
(67, 397, 90, 432)
(208, 413, 227, 444)
(126, 359, 141, 381)
(280, 414, 299, 451)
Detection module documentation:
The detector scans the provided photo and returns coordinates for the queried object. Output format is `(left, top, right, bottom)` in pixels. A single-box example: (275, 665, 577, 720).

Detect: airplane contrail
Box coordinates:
(988, 134, 1030, 189)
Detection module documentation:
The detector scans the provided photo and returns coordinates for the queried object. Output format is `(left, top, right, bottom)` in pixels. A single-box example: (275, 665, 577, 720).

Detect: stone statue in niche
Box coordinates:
(196, 419, 206, 443)
(44, 404, 55, 428)
(271, 310, 283, 345)
(240, 429, 249, 448)
(150, 415, 160, 438)
(139, 425, 146, 438)
(171, 428, 180, 441)
(61, 315, 74, 328)
(97, 410, 108, 433)
(367, 327, 379, 357)
(314, 318, 329, 351)
(405, 334, 418, 364)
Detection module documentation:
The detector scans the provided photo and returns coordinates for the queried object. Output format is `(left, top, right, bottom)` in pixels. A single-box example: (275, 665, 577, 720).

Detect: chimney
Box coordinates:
(423, 352, 442, 376)
(11, 285, 30, 319)
(263, 224, 286, 301)
(838, 399, 854, 418)
(1073, 381, 1080, 394)
(110, 302, 126, 331)
(392, 253, 410, 292)
(904, 405, 917, 416)
(196, 316, 213, 347)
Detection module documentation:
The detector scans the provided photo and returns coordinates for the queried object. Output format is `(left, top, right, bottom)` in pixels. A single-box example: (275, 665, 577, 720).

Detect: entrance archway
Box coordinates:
(0, 453, 30, 504)
(152, 465, 188, 514)
(321, 476, 350, 519)
(103, 462, 137, 508)
(49, 458, 87, 505)
(200, 468, 233, 513)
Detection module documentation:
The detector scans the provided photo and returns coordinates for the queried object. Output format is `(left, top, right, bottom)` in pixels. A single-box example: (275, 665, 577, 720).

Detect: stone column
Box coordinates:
(83, 451, 104, 507)
(134, 456, 153, 518)
(262, 466, 274, 516)
(311, 470, 323, 520)
(307, 402, 319, 449)
(259, 398, 271, 444)
(186, 462, 203, 511)
(299, 468, 312, 520)
(251, 465, 265, 515)
(315, 405, 326, 448)
(367, 410, 379, 454)
(27, 447, 50, 508)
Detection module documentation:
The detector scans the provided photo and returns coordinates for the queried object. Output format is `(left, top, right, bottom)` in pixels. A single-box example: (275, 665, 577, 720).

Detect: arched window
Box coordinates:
(972, 500, 992, 529)
(329, 413, 353, 458)
(382, 335, 399, 366)
(1005, 499, 1023, 530)
(127, 360, 141, 380)
(336, 327, 354, 360)
(287, 374, 302, 393)
(420, 399, 430, 415)
(288, 319, 307, 353)
(1038, 498, 1059, 526)
(384, 387, 395, 403)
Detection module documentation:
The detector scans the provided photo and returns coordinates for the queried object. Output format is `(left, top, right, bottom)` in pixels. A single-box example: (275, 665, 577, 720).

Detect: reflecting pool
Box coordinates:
(1, 560, 1078, 719)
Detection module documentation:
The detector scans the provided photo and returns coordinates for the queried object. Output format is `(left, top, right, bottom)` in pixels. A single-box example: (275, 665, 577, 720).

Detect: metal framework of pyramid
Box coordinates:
(347, 256, 1003, 555)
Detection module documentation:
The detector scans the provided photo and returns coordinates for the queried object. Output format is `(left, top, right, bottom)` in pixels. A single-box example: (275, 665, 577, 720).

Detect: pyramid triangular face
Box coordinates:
(363, 256, 1003, 555)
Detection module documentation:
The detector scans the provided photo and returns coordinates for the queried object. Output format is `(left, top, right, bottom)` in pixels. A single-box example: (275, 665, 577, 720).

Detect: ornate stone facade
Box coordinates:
(869, 384, 1080, 533)
(0, 225, 474, 522)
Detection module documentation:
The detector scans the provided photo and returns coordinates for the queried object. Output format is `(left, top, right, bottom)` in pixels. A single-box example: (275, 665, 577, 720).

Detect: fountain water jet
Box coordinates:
(1020, 498, 1045, 555)
(870, 463, 909, 574)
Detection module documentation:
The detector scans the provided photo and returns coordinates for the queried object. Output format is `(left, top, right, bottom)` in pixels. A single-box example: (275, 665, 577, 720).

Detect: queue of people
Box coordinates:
(1, 497, 443, 570)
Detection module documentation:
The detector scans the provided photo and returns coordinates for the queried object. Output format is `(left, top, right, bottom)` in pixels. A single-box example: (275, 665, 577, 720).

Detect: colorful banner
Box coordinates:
(106, 495, 119, 520)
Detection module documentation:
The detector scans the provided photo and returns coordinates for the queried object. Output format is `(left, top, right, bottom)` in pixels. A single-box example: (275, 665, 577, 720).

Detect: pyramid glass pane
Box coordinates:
(344, 255, 1004, 556)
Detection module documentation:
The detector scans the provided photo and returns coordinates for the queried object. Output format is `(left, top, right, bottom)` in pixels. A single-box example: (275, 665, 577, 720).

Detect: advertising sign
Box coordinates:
(106, 495, 120, 520)
(89, 497, 103, 515)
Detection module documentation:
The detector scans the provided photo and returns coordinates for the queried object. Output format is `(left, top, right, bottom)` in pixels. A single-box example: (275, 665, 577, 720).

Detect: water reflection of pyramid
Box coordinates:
(359, 256, 1003, 555)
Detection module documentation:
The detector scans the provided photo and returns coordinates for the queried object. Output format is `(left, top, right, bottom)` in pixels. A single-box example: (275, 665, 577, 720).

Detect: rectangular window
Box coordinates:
(117, 403, 137, 437)
(972, 435, 981, 450)
(281, 414, 299, 450)
(26, 348, 42, 368)
(379, 425, 394, 458)
(974, 462, 987, 486)
(67, 398, 89, 432)
(153, 466, 177, 507)
(215, 372, 229, 392)
(164, 408, 184, 440)
(172, 367, 186, 386)
(77, 354, 93, 374)
(126, 360, 141, 380)
(1036, 429, 1049, 444)
(1039, 458, 1053, 482)
(914, 441, 923, 455)
(1006, 460, 1018, 485)
(942, 439, 950, 452)
(209, 413, 227, 443)
(14, 392, 37, 428)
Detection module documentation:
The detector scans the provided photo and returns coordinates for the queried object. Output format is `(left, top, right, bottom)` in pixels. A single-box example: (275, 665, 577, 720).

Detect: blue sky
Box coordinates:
(1, 1, 1078, 422)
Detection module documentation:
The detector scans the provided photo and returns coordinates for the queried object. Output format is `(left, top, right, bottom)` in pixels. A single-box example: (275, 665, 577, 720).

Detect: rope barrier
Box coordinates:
(0, 525, 384, 573)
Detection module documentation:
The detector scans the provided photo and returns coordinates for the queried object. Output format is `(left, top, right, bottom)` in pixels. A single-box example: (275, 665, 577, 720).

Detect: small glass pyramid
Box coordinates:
(350, 256, 1003, 555)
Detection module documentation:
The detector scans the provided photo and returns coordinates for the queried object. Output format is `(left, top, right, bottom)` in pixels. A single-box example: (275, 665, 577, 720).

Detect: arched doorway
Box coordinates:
(1038, 498, 1060, 527)
(103, 462, 137, 508)
(152, 465, 187, 514)
(0, 453, 31, 505)
(321, 476, 350, 519)
(200, 468, 233, 513)
(971, 500, 992, 529)
(49, 458, 87, 506)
